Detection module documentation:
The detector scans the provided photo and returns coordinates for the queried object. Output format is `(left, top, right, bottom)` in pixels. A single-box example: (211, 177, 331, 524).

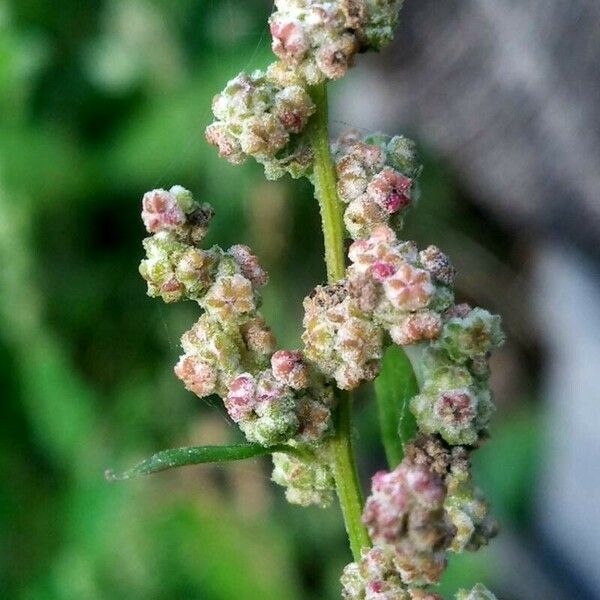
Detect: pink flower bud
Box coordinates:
(270, 18, 309, 62)
(228, 244, 268, 288)
(225, 374, 257, 423)
(367, 168, 412, 214)
(141, 189, 186, 233)
(434, 390, 476, 427)
(271, 350, 310, 390)
(383, 263, 434, 311)
(174, 355, 218, 398)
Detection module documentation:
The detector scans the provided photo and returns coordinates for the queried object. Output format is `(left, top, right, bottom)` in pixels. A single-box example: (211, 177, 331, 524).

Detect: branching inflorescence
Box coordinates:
(125, 1, 504, 598)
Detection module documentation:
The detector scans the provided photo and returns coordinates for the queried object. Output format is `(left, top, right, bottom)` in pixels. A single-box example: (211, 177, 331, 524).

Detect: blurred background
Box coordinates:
(1, 0, 599, 598)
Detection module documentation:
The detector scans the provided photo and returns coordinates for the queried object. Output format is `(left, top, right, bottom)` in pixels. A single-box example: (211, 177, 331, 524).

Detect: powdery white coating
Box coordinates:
(302, 282, 384, 390)
(361, 459, 454, 586)
(270, 0, 405, 85)
(205, 68, 315, 179)
(333, 131, 420, 239)
(271, 349, 311, 390)
(272, 451, 335, 507)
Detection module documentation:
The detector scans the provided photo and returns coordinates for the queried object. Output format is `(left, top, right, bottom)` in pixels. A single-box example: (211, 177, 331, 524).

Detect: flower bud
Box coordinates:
(302, 283, 383, 390)
(269, 1, 406, 84)
(410, 364, 494, 446)
(226, 370, 299, 446)
(436, 308, 504, 365)
(206, 68, 315, 178)
(201, 274, 257, 323)
(419, 246, 455, 287)
(228, 244, 268, 288)
(173, 355, 217, 398)
(271, 350, 310, 390)
(272, 451, 335, 507)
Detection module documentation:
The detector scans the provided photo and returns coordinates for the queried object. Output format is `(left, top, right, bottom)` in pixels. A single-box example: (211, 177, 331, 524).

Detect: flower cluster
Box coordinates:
(333, 131, 421, 240)
(302, 282, 384, 390)
(341, 545, 497, 600)
(341, 435, 498, 597)
(303, 224, 455, 390)
(205, 67, 315, 179)
(270, 0, 405, 85)
(139, 186, 337, 503)
(142, 3, 504, 596)
(271, 450, 335, 507)
(410, 305, 504, 446)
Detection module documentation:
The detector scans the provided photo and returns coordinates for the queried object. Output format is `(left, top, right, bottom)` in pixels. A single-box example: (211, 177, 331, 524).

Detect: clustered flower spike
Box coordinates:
(139, 187, 336, 498)
(333, 131, 421, 240)
(342, 436, 499, 598)
(270, 0, 405, 85)
(142, 2, 504, 596)
(205, 68, 316, 179)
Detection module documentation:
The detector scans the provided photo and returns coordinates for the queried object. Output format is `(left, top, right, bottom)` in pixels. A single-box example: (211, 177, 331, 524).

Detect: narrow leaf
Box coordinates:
(106, 443, 278, 482)
(374, 345, 419, 469)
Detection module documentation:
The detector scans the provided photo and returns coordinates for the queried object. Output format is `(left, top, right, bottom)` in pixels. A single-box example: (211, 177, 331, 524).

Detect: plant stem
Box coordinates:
(310, 83, 346, 282)
(310, 82, 371, 561)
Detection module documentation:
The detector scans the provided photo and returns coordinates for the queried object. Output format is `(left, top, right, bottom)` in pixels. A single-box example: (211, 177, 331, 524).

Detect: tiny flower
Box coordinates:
(141, 188, 186, 233)
(173, 355, 217, 398)
(206, 68, 315, 178)
(272, 451, 335, 507)
(383, 263, 434, 311)
(410, 364, 493, 446)
(271, 350, 310, 390)
(201, 274, 256, 322)
(367, 168, 412, 214)
(436, 307, 504, 364)
(240, 316, 277, 357)
(225, 373, 257, 423)
(295, 396, 332, 442)
(228, 244, 268, 288)
(302, 283, 383, 390)
(419, 246, 455, 286)
(270, 18, 309, 63)
(389, 311, 442, 346)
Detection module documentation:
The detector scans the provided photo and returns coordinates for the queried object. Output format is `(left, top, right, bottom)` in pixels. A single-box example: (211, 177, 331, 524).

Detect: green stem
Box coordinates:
(310, 83, 346, 282)
(310, 82, 371, 561)
(330, 391, 372, 560)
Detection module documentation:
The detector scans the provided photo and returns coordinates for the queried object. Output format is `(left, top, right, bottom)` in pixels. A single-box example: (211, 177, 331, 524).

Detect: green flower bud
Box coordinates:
(272, 450, 335, 507)
(206, 68, 315, 179)
(410, 365, 494, 446)
(436, 307, 504, 364)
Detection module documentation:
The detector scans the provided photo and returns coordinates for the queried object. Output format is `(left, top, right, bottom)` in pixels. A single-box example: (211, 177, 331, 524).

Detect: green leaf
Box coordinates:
(106, 443, 282, 481)
(374, 345, 419, 469)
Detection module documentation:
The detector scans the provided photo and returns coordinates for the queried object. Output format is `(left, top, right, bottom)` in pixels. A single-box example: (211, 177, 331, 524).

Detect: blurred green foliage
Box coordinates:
(0, 1, 538, 598)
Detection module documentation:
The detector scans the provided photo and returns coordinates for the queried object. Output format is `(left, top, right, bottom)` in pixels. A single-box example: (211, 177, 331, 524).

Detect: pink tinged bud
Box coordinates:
(225, 374, 257, 422)
(371, 261, 397, 281)
(435, 390, 476, 426)
(445, 303, 472, 319)
(205, 122, 245, 165)
(271, 350, 310, 390)
(270, 19, 308, 62)
(228, 244, 268, 288)
(389, 312, 442, 346)
(141, 189, 186, 233)
(383, 264, 435, 311)
(367, 169, 412, 214)
(174, 355, 217, 398)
